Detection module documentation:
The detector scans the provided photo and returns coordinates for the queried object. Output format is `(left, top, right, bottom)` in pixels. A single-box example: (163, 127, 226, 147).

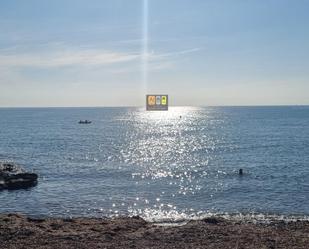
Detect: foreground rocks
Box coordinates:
(0, 163, 38, 190)
(0, 214, 309, 249)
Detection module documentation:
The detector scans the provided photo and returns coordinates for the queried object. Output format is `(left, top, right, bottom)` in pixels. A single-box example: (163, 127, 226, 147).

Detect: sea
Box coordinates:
(0, 106, 309, 223)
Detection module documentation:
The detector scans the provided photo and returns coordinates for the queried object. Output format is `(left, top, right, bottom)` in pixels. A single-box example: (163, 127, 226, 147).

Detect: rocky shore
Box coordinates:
(0, 163, 38, 190)
(1, 213, 309, 249)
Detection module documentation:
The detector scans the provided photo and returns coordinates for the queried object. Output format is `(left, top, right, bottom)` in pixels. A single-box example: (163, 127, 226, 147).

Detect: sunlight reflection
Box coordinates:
(122, 106, 213, 182)
(138, 106, 202, 123)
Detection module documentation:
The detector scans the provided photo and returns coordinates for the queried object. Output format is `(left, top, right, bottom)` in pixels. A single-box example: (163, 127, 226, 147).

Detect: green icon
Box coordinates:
(161, 96, 167, 105)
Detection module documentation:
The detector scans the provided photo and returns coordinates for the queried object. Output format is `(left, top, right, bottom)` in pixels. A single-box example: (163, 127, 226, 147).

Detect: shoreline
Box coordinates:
(1, 213, 309, 248)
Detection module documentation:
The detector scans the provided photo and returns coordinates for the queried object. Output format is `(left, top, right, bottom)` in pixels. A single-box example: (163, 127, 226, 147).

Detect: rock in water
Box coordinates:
(0, 162, 38, 190)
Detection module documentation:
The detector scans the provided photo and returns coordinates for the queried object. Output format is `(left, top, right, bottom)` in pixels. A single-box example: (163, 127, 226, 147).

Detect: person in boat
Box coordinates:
(79, 120, 91, 124)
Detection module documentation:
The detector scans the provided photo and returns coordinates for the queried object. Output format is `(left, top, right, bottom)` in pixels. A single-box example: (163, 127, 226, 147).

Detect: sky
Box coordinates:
(0, 0, 309, 107)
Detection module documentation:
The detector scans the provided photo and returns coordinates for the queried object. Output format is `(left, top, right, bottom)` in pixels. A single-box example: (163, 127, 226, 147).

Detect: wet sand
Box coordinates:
(1, 213, 309, 249)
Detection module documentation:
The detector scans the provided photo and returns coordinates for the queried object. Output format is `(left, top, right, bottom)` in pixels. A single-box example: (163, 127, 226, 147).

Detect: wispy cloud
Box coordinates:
(0, 49, 140, 68)
(0, 45, 201, 71)
(149, 48, 202, 60)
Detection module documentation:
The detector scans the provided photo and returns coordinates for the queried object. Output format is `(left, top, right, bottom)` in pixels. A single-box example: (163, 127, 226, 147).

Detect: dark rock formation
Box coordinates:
(0, 162, 38, 190)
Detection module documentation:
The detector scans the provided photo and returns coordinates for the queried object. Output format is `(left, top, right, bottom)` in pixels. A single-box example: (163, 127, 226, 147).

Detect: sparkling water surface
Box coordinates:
(0, 106, 309, 222)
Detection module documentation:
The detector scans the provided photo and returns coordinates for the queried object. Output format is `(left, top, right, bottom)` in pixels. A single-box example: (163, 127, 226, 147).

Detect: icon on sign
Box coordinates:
(161, 96, 167, 105)
(148, 95, 156, 106)
(156, 96, 161, 105)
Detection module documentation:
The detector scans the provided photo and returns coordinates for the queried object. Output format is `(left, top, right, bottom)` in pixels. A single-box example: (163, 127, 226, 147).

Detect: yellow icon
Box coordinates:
(148, 96, 156, 106)
(161, 96, 167, 105)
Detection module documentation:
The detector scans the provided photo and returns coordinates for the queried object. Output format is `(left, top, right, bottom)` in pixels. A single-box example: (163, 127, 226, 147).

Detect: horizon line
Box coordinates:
(0, 104, 308, 109)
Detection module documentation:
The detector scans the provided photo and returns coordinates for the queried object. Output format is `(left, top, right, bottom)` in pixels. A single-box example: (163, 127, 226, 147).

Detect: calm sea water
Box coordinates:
(0, 106, 309, 222)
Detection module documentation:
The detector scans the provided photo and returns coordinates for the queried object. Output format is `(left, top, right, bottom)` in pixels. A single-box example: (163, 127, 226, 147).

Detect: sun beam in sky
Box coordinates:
(142, 0, 149, 95)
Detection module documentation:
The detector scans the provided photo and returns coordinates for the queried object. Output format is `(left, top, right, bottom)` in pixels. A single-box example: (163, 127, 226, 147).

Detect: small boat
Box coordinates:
(0, 163, 38, 190)
(78, 120, 92, 124)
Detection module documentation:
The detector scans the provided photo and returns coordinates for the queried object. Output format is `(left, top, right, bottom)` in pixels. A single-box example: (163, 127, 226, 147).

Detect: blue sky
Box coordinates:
(0, 0, 309, 107)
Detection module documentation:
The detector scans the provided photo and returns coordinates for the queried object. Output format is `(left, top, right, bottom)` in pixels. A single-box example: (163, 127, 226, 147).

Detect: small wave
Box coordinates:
(128, 208, 309, 225)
